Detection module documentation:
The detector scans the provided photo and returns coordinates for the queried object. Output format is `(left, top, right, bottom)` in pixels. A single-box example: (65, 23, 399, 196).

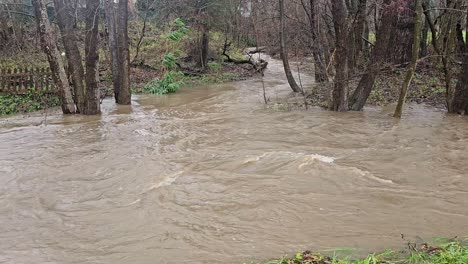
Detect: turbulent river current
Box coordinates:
(1, 56, 468, 263)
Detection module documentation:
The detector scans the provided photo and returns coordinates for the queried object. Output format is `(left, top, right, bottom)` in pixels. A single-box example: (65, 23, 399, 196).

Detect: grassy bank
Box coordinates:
(253, 239, 468, 264)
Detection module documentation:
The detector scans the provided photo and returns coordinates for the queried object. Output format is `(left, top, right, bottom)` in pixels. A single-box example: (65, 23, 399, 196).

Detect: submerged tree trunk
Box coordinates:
(116, 0, 131, 105)
(349, 0, 394, 111)
(106, 0, 131, 105)
(279, 0, 301, 93)
(55, 0, 100, 114)
(105, 0, 120, 101)
(31, 0, 76, 114)
(394, 0, 423, 118)
(451, 54, 468, 114)
(83, 0, 101, 114)
(54, 0, 86, 113)
(330, 0, 349, 111)
(450, 8, 468, 114)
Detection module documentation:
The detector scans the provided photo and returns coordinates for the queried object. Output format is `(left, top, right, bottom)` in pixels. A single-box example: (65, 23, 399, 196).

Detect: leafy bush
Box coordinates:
(167, 18, 190, 42)
(163, 52, 178, 70)
(144, 71, 185, 95)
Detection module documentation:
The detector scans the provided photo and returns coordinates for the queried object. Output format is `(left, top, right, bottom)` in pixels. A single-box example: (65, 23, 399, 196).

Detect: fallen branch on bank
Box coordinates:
(221, 40, 268, 74)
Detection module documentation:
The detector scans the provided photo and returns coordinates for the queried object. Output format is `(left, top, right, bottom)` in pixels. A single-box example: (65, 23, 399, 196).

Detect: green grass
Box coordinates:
(251, 239, 468, 264)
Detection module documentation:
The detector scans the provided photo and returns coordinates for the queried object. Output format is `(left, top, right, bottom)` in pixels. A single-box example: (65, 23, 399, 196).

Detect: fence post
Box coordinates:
(0, 69, 4, 90)
(13, 68, 19, 93)
(0, 67, 58, 94)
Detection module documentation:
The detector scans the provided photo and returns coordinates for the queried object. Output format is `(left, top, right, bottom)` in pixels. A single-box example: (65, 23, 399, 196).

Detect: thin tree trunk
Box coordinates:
(105, 0, 120, 101)
(131, 0, 151, 64)
(420, 17, 428, 57)
(422, 1, 453, 112)
(394, 0, 423, 118)
(83, 0, 101, 114)
(31, 0, 76, 114)
(199, 25, 209, 70)
(305, 0, 328, 82)
(349, 0, 393, 111)
(279, 0, 301, 93)
(348, 0, 366, 74)
(54, 0, 86, 113)
(450, 7, 468, 114)
(330, 0, 349, 111)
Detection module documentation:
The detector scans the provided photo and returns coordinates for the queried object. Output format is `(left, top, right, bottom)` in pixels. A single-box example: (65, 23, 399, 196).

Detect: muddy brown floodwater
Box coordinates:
(1, 56, 468, 264)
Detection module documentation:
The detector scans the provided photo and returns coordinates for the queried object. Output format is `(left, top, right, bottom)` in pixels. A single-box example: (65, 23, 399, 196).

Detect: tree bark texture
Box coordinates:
(106, 0, 132, 105)
(53, 0, 87, 113)
(303, 0, 328, 82)
(347, 0, 367, 74)
(450, 7, 468, 114)
(349, 0, 394, 111)
(279, 0, 302, 93)
(83, 0, 101, 114)
(330, 0, 349, 111)
(31, 0, 76, 114)
(394, 0, 423, 118)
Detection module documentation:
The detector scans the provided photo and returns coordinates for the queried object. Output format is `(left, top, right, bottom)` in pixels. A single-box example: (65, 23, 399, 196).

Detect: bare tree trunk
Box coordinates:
(116, 0, 131, 104)
(348, 0, 367, 74)
(106, 0, 131, 105)
(198, 25, 209, 70)
(420, 16, 428, 57)
(394, 0, 423, 118)
(131, 0, 151, 64)
(279, 0, 301, 93)
(54, 0, 86, 113)
(450, 7, 468, 114)
(105, 0, 120, 99)
(349, 0, 393, 111)
(387, 1, 415, 64)
(422, 1, 453, 112)
(83, 0, 101, 114)
(330, 0, 349, 111)
(31, 0, 76, 114)
(303, 0, 328, 82)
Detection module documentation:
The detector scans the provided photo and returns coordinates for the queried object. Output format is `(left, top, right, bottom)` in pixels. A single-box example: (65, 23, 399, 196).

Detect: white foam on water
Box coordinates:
(134, 129, 151, 136)
(143, 171, 184, 193)
(348, 166, 394, 184)
(244, 151, 335, 166)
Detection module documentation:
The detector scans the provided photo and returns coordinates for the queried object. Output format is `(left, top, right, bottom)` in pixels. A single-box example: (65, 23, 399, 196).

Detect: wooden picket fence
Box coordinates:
(0, 67, 59, 94)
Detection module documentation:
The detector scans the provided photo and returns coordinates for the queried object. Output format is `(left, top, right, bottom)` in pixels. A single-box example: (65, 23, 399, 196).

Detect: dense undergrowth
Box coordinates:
(0, 89, 60, 116)
(253, 239, 468, 264)
(135, 19, 253, 95)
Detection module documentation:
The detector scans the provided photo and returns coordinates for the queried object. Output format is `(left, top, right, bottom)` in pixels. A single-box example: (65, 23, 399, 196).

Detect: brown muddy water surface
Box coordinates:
(1, 57, 468, 264)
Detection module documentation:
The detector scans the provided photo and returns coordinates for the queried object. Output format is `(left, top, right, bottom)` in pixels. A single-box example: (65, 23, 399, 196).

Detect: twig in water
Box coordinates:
(297, 62, 308, 110)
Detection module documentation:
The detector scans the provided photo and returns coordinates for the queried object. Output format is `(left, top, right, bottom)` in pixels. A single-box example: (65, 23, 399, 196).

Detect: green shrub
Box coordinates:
(144, 71, 185, 95)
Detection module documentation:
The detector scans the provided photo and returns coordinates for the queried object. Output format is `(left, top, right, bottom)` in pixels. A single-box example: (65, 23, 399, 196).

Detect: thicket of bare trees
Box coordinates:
(1, 0, 468, 116)
(251, 0, 467, 116)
